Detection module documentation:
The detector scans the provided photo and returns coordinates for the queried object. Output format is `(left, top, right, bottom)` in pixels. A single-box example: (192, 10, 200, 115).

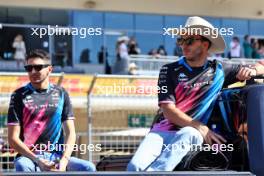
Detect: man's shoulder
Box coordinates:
(160, 60, 181, 72)
(50, 84, 68, 94)
(12, 84, 31, 96)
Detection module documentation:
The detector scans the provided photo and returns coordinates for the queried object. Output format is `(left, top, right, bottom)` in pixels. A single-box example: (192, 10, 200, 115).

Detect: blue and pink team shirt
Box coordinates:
(152, 57, 241, 132)
(8, 83, 74, 152)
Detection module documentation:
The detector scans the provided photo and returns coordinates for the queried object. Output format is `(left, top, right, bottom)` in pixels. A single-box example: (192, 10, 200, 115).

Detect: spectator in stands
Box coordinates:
(80, 48, 90, 63)
(113, 36, 130, 74)
(229, 36, 241, 59)
(174, 39, 183, 57)
(98, 46, 111, 74)
(128, 37, 141, 55)
(128, 62, 139, 75)
(148, 48, 160, 59)
(258, 40, 264, 58)
(157, 45, 167, 56)
(127, 16, 264, 172)
(252, 40, 261, 59)
(7, 49, 96, 172)
(97, 46, 108, 64)
(243, 35, 253, 58)
(57, 42, 69, 67)
(12, 34, 26, 68)
(148, 49, 157, 56)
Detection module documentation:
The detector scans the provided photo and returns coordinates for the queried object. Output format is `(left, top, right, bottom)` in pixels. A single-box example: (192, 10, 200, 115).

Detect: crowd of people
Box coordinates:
(111, 34, 264, 60)
(229, 35, 264, 59)
(100, 34, 264, 75)
(4, 33, 264, 75)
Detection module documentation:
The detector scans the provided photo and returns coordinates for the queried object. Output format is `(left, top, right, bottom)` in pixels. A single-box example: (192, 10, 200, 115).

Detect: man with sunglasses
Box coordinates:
(127, 16, 264, 171)
(7, 49, 96, 172)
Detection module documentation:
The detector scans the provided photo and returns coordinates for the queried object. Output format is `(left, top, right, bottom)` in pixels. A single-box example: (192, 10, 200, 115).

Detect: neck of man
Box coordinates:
(186, 52, 208, 67)
(31, 79, 49, 90)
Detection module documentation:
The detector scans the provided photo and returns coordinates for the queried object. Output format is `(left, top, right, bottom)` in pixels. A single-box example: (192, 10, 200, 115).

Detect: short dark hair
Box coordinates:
(26, 49, 51, 64)
(201, 36, 212, 49)
(233, 36, 240, 42)
(244, 35, 249, 40)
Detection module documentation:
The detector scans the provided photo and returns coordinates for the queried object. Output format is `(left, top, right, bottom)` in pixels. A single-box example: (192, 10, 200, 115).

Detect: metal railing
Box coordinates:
(128, 55, 263, 75)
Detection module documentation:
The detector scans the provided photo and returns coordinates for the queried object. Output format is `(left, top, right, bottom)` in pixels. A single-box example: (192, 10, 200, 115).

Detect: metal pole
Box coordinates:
(87, 75, 97, 161)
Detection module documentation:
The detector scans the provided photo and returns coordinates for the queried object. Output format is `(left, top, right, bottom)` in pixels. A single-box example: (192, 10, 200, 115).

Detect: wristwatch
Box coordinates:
(250, 67, 258, 77)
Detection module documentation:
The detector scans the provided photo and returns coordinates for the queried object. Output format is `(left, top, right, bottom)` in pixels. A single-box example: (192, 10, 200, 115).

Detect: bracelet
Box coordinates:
(249, 66, 258, 76)
(251, 67, 258, 76)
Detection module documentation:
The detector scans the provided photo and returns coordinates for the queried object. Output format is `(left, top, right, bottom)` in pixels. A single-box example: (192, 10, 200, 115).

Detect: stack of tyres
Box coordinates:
(245, 84, 264, 176)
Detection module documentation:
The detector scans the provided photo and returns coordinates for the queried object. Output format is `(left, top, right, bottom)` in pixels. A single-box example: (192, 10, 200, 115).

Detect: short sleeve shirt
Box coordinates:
(153, 57, 241, 131)
(8, 83, 74, 151)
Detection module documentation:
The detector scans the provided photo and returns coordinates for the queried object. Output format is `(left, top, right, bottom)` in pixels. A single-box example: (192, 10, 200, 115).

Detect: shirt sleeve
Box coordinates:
(61, 90, 75, 121)
(221, 61, 241, 87)
(7, 92, 22, 125)
(158, 65, 176, 105)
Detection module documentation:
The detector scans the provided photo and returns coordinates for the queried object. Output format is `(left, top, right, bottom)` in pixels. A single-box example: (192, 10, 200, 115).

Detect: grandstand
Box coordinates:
(0, 0, 264, 175)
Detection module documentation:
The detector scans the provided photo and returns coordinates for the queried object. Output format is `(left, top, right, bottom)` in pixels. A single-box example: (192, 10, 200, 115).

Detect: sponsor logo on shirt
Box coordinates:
(52, 91, 60, 100)
(184, 80, 213, 89)
(178, 73, 189, 82)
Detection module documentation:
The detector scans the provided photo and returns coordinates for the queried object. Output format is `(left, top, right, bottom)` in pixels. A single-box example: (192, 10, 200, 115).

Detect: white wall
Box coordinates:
(0, 0, 264, 19)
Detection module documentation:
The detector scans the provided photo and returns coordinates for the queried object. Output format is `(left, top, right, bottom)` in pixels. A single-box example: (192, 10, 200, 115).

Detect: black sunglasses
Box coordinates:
(177, 37, 203, 46)
(24, 64, 50, 72)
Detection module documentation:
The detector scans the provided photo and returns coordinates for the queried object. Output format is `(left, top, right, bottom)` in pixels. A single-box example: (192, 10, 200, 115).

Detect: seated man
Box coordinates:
(127, 16, 264, 171)
(8, 49, 96, 172)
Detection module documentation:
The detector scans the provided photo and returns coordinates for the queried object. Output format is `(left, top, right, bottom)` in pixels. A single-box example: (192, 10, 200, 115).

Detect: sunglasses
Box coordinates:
(24, 64, 50, 72)
(177, 37, 203, 46)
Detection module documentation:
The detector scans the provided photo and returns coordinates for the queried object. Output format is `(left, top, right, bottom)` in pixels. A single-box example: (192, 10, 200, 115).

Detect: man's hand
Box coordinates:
(50, 156, 69, 172)
(196, 124, 226, 145)
(57, 157, 68, 171)
(236, 67, 257, 81)
(37, 158, 55, 171)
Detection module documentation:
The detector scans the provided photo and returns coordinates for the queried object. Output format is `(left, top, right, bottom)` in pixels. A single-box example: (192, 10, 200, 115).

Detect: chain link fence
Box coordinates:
(87, 75, 159, 164)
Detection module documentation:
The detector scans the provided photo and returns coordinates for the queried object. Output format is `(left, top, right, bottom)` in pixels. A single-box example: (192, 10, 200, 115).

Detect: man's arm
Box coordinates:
(161, 103, 226, 145)
(58, 119, 76, 171)
(157, 64, 226, 145)
(8, 125, 54, 171)
(8, 125, 37, 161)
(252, 61, 264, 75)
(236, 61, 264, 81)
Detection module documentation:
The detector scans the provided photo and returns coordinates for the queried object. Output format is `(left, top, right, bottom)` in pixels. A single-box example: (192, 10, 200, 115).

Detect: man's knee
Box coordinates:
(68, 157, 96, 171)
(179, 126, 204, 144)
(15, 157, 36, 172)
(77, 161, 96, 171)
(127, 160, 141, 171)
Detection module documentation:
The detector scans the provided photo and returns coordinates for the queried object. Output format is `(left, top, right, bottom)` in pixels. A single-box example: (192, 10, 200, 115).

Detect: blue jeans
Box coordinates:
(127, 126, 204, 171)
(15, 152, 96, 172)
